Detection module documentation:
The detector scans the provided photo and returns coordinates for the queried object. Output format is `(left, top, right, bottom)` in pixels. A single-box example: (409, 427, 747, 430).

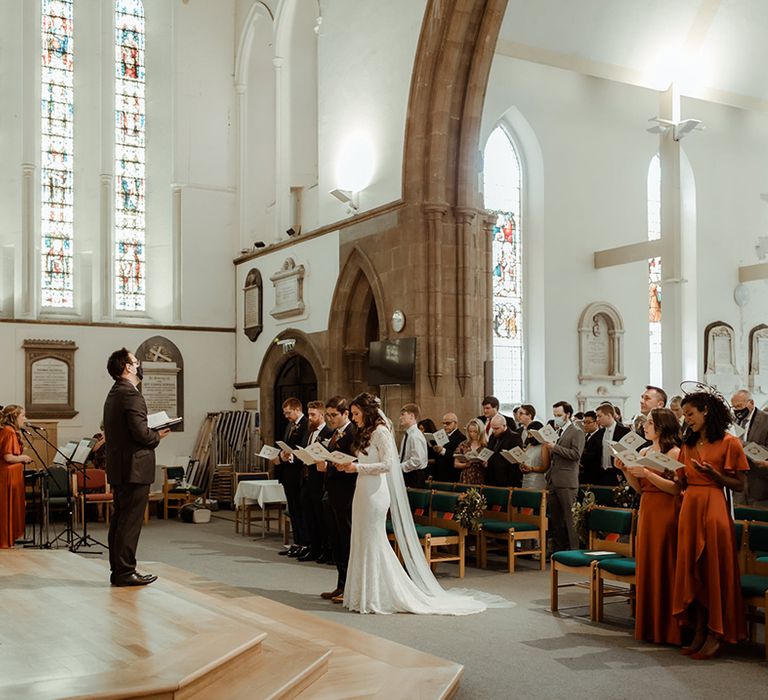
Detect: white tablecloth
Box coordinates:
(234, 479, 286, 508)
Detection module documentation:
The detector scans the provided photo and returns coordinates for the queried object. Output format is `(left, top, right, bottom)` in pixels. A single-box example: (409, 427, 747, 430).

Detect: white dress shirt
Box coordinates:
(400, 423, 428, 473)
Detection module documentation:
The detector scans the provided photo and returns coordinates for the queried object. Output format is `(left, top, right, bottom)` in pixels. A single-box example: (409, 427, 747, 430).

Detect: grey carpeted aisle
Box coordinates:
(79, 515, 767, 699)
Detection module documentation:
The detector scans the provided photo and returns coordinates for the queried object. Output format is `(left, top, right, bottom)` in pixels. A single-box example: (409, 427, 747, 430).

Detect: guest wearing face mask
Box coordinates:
(730, 389, 768, 506)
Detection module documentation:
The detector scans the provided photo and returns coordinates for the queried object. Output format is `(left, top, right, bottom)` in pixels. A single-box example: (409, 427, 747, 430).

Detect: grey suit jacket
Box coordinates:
(746, 409, 768, 500)
(547, 423, 586, 489)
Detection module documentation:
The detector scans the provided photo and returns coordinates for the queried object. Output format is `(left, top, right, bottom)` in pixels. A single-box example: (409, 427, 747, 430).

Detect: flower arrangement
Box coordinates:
(454, 488, 487, 531)
(572, 489, 596, 546)
(612, 479, 638, 509)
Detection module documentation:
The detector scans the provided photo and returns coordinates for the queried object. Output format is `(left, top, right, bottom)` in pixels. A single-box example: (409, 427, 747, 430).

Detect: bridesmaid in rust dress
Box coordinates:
(672, 391, 749, 660)
(0, 405, 33, 548)
(453, 419, 488, 485)
(618, 408, 682, 645)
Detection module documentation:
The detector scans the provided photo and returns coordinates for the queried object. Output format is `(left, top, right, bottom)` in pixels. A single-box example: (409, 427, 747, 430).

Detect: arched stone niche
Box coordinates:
(577, 303, 625, 385)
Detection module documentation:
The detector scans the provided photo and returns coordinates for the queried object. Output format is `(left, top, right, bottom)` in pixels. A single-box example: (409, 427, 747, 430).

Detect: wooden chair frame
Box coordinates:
(479, 488, 548, 574)
(743, 521, 768, 658)
(162, 466, 195, 520)
(72, 468, 113, 526)
(550, 506, 636, 618)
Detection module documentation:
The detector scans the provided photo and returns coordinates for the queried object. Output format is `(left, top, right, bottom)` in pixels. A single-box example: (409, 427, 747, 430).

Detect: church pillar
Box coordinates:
(273, 56, 289, 244)
(482, 212, 497, 396)
(171, 186, 182, 322)
(21, 163, 36, 318)
(234, 83, 247, 244)
(424, 204, 449, 394)
(658, 85, 685, 388)
(99, 174, 114, 320)
(455, 207, 477, 396)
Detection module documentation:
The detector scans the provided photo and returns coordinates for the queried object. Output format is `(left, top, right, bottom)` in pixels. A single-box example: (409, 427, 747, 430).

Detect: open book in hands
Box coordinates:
(303, 440, 356, 465)
(529, 424, 558, 444)
(619, 450, 679, 473)
(456, 447, 494, 463)
(148, 411, 183, 431)
(257, 444, 281, 461)
(608, 431, 645, 455)
(276, 440, 317, 465)
(500, 446, 527, 465)
(423, 428, 450, 447)
(744, 441, 768, 462)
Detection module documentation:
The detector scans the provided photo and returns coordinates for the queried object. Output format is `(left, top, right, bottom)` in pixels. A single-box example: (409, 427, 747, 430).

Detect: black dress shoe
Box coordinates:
(111, 572, 157, 587)
(298, 549, 320, 562)
(279, 545, 298, 557)
(288, 546, 308, 559)
(315, 552, 329, 564)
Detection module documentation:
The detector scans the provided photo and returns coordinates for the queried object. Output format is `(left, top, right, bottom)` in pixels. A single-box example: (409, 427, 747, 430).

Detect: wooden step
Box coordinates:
(148, 563, 463, 699)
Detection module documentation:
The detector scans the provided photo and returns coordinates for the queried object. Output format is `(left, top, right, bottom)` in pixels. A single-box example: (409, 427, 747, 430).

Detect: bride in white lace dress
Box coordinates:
(340, 393, 485, 615)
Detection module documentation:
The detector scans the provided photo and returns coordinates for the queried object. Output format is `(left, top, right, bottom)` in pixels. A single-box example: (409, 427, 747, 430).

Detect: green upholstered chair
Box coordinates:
(734, 506, 768, 523)
(427, 480, 456, 492)
(593, 556, 636, 622)
(478, 488, 547, 574)
(162, 465, 204, 519)
(388, 490, 466, 577)
(747, 523, 768, 576)
(550, 506, 636, 617)
(741, 567, 768, 659)
(586, 485, 618, 507)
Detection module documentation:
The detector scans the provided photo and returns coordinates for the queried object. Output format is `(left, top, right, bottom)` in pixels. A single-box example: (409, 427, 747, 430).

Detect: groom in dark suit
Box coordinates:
(103, 348, 170, 586)
(319, 396, 357, 603)
(275, 397, 309, 557)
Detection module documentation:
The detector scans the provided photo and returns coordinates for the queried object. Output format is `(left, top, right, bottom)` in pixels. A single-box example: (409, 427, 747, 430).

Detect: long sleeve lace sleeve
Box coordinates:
(356, 426, 398, 475)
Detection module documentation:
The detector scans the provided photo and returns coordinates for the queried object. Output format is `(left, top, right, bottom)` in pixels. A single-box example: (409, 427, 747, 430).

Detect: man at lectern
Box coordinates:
(103, 348, 170, 586)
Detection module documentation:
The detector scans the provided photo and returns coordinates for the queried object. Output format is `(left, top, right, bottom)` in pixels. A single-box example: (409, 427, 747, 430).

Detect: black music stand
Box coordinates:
(19, 431, 53, 547)
(31, 429, 107, 553)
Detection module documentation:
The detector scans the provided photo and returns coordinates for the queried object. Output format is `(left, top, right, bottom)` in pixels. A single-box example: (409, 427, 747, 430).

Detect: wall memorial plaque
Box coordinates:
(269, 257, 305, 320)
(23, 339, 78, 419)
(136, 336, 184, 432)
(243, 267, 263, 341)
(577, 302, 625, 385)
(703, 321, 740, 395)
(749, 324, 768, 395)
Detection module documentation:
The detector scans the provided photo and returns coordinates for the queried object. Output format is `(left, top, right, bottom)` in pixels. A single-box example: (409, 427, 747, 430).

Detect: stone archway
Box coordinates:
(327, 246, 388, 398)
(256, 328, 327, 445)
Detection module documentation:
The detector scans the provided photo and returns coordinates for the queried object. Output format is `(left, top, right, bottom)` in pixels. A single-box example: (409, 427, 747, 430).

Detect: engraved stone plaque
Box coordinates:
(749, 324, 768, 395)
(704, 321, 739, 395)
(243, 268, 263, 342)
(269, 257, 305, 320)
(136, 336, 184, 432)
(23, 339, 78, 419)
(577, 302, 625, 385)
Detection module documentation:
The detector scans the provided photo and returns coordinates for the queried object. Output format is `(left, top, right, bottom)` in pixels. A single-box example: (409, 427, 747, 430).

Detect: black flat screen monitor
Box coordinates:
(368, 338, 416, 386)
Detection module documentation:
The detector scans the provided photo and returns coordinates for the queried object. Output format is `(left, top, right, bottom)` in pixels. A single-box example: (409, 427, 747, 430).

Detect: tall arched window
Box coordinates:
(114, 0, 146, 311)
(484, 126, 524, 406)
(41, 0, 75, 308)
(647, 154, 662, 387)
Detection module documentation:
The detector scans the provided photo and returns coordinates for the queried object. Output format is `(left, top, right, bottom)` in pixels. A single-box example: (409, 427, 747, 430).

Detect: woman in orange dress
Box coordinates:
(672, 391, 749, 659)
(0, 405, 33, 548)
(618, 408, 681, 645)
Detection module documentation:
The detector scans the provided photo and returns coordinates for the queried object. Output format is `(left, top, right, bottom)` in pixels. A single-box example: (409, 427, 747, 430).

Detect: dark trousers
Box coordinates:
(279, 466, 306, 546)
(326, 491, 353, 590)
(403, 468, 427, 489)
(108, 483, 150, 578)
(600, 467, 621, 486)
(549, 486, 578, 552)
(300, 476, 326, 554)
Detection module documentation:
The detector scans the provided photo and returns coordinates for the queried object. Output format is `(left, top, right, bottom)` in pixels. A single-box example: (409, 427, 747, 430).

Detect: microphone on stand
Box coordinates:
(24, 423, 46, 432)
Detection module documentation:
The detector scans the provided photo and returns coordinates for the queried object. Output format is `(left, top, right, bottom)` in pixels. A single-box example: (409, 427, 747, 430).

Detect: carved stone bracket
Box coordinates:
(577, 302, 626, 385)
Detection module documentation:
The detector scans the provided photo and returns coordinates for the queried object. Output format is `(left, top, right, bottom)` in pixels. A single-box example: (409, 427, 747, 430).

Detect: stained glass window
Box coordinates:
(115, 0, 146, 311)
(647, 154, 662, 387)
(484, 126, 524, 405)
(41, 0, 74, 308)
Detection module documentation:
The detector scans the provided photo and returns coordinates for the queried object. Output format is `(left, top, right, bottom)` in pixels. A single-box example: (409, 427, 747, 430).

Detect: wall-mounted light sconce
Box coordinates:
(286, 227, 300, 237)
(330, 188, 359, 212)
(253, 241, 266, 248)
(647, 116, 704, 141)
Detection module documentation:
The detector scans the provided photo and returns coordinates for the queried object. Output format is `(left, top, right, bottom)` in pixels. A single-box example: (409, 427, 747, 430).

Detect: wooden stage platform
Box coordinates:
(0, 550, 462, 699)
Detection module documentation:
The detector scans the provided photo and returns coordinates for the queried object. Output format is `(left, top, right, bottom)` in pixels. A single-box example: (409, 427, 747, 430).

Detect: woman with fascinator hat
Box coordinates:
(669, 387, 749, 659)
(338, 393, 485, 615)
